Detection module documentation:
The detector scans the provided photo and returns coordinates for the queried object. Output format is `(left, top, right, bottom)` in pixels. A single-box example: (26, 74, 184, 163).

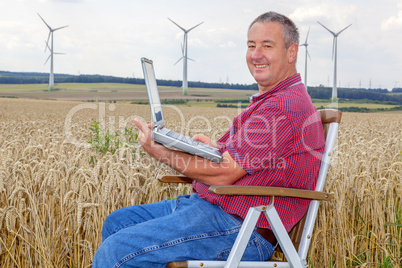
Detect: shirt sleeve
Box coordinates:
(221, 106, 293, 174)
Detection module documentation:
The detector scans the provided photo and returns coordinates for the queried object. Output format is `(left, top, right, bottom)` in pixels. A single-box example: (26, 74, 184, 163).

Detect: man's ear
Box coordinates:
(287, 43, 299, 63)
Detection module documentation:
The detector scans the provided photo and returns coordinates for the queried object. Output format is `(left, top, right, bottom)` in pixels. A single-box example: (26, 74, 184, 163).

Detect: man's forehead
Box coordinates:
(248, 24, 282, 40)
(249, 21, 282, 30)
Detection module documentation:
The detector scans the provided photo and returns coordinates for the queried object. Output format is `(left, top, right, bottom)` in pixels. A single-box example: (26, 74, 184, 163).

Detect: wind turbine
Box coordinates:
(168, 18, 203, 96)
(299, 27, 311, 88)
(317, 21, 351, 101)
(38, 13, 68, 91)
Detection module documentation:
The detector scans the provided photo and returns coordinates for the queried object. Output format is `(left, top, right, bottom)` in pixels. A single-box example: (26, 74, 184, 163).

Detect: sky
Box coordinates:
(1, 0, 402, 90)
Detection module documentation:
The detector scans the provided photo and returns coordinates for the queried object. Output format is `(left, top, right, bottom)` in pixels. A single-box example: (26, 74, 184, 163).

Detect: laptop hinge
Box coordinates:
(155, 120, 164, 130)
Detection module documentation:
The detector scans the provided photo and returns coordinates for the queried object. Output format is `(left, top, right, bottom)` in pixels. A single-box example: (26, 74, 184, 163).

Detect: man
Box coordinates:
(93, 11, 324, 267)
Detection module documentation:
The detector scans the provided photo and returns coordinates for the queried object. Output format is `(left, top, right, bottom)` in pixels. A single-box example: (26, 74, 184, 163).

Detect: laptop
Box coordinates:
(141, 57, 223, 163)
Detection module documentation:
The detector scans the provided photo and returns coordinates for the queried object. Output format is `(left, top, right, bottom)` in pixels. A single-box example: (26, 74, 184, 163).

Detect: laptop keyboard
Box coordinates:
(159, 128, 217, 152)
(165, 130, 201, 146)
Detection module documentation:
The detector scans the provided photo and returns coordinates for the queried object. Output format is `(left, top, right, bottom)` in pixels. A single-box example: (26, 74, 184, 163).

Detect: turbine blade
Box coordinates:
(188, 57, 195, 62)
(44, 54, 51, 65)
(38, 13, 52, 31)
(54, 52, 65, 55)
(54, 25, 69, 31)
(174, 57, 183, 66)
(168, 18, 186, 32)
(44, 40, 52, 53)
(336, 24, 352, 36)
(305, 27, 310, 43)
(307, 50, 311, 60)
(45, 33, 51, 52)
(187, 21, 204, 33)
(317, 21, 336, 36)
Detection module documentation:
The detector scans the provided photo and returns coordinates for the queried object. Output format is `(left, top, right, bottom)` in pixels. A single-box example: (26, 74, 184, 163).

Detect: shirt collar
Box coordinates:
(250, 74, 302, 103)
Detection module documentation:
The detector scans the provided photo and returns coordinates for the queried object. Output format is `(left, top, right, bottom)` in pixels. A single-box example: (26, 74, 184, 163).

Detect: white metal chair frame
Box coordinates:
(160, 109, 342, 268)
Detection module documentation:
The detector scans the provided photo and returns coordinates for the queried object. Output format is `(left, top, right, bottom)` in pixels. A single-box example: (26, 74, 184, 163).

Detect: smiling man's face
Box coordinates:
(246, 21, 298, 93)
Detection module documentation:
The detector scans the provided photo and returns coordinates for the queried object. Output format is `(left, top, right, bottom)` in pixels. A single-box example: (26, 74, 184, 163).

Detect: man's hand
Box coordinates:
(133, 118, 166, 159)
(133, 118, 246, 186)
(192, 134, 217, 148)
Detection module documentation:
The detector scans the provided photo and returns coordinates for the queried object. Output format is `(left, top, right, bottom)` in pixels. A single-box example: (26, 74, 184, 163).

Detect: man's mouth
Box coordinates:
(255, 64, 268, 68)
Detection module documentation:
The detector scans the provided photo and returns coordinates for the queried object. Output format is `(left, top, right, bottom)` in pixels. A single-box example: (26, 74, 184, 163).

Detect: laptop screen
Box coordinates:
(142, 58, 164, 125)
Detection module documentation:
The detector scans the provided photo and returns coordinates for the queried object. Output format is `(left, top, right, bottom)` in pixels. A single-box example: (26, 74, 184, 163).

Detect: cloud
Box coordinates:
(189, 38, 209, 49)
(0, 0, 400, 89)
(0, 20, 24, 29)
(290, 6, 328, 22)
(290, 3, 356, 26)
(381, 10, 402, 30)
(219, 41, 237, 48)
(46, 0, 84, 2)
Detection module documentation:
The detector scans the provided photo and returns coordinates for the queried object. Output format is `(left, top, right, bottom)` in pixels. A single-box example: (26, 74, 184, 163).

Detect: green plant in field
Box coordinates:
(88, 120, 138, 162)
(165, 187, 189, 200)
(380, 256, 394, 268)
(383, 193, 402, 267)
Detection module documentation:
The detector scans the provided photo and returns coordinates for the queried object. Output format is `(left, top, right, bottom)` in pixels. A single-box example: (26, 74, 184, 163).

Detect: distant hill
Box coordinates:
(0, 70, 257, 90)
(307, 86, 402, 104)
(1, 70, 402, 104)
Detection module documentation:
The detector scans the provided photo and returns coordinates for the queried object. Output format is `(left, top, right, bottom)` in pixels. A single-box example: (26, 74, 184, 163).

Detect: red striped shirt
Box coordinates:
(193, 74, 325, 232)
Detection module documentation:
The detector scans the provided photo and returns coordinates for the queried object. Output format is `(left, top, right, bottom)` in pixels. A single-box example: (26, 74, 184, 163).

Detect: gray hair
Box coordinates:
(249, 11, 299, 49)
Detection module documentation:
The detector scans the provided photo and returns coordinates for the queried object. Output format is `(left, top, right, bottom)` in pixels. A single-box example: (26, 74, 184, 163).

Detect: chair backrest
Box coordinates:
(276, 109, 342, 259)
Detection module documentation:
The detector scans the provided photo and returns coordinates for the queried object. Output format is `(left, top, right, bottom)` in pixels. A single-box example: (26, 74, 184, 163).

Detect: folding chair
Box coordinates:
(159, 109, 342, 268)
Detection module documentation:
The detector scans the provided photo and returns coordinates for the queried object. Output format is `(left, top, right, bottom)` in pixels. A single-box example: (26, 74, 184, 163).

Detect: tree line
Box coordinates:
(1, 71, 401, 103)
(307, 86, 402, 104)
(0, 71, 256, 90)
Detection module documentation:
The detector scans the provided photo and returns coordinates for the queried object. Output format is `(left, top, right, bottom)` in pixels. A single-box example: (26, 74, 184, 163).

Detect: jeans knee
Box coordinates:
(93, 238, 120, 268)
(101, 212, 117, 241)
(92, 242, 108, 267)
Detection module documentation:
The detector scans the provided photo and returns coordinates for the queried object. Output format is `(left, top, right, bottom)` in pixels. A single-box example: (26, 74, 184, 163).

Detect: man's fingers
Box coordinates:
(192, 134, 217, 147)
(133, 118, 151, 144)
(134, 118, 147, 133)
(192, 134, 207, 143)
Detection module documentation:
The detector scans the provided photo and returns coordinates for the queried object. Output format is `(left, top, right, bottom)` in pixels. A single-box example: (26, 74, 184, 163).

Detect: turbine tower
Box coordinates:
(38, 13, 68, 91)
(168, 18, 203, 96)
(317, 21, 351, 101)
(299, 27, 311, 88)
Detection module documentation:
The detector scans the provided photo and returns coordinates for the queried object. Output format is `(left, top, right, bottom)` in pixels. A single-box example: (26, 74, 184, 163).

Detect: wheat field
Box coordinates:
(0, 98, 401, 267)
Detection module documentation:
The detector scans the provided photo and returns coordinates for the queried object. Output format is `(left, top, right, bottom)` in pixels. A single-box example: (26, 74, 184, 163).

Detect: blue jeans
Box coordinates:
(92, 193, 274, 267)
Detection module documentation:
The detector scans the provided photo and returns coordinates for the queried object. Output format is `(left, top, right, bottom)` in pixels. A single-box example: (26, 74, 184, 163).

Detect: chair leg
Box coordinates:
(224, 206, 264, 268)
(263, 203, 307, 268)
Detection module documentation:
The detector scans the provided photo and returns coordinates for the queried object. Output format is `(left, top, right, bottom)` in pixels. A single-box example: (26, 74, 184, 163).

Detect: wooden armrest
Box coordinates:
(208, 185, 332, 201)
(166, 261, 187, 268)
(318, 109, 342, 124)
(158, 175, 193, 184)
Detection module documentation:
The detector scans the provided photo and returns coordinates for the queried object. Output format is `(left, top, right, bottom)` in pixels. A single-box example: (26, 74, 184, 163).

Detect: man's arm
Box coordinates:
(133, 118, 247, 186)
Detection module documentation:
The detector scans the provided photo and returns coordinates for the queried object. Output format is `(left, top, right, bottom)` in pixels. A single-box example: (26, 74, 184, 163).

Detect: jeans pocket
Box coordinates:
(216, 248, 231, 261)
(174, 194, 192, 210)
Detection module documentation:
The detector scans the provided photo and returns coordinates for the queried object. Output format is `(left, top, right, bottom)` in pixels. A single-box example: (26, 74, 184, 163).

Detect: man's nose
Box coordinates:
(251, 46, 263, 59)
